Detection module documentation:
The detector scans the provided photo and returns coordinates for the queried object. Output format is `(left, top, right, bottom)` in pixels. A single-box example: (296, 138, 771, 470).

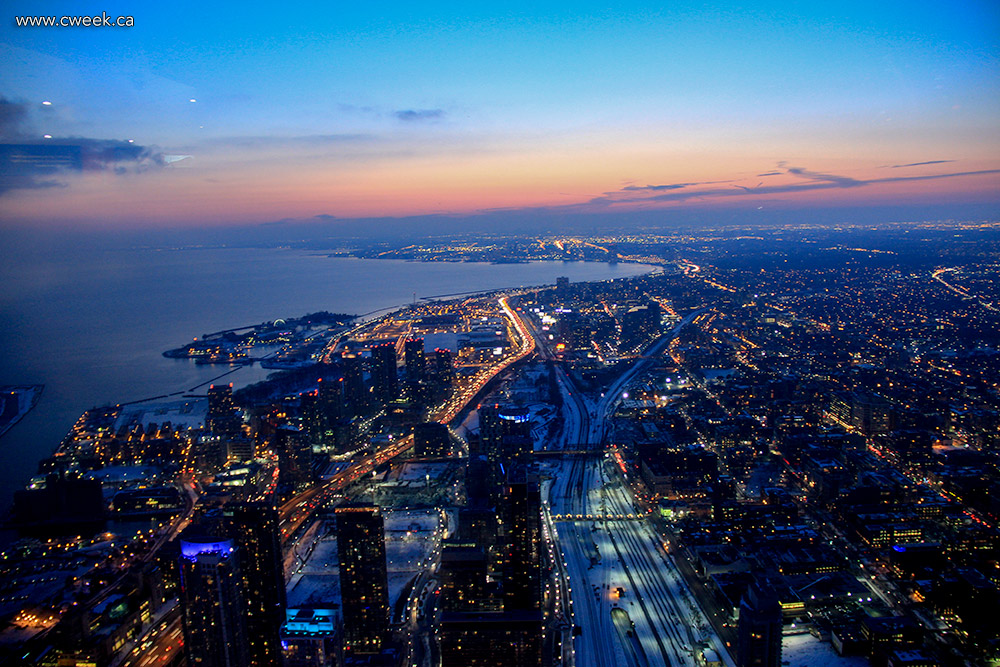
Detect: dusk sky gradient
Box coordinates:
(1, 0, 998, 229)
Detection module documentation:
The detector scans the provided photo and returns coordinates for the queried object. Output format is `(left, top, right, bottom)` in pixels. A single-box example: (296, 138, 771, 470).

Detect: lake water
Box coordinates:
(0, 241, 652, 509)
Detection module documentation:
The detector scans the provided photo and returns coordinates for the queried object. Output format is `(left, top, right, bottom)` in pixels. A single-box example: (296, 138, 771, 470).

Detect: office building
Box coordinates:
(439, 610, 543, 667)
(280, 608, 341, 667)
(413, 422, 451, 457)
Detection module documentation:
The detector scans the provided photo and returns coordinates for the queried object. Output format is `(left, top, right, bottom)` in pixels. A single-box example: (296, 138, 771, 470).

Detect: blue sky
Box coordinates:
(1, 0, 997, 227)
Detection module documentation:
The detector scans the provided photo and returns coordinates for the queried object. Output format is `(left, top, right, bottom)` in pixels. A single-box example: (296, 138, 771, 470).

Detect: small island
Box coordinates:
(163, 311, 356, 366)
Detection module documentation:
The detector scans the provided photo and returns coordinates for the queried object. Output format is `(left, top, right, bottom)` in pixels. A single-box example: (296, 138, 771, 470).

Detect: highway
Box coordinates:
(930, 266, 998, 312)
(522, 310, 591, 449)
(588, 313, 699, 444)
(278, 433, 415, 542)
(433, 295, 535, 425)
(279, 293, 535, 542)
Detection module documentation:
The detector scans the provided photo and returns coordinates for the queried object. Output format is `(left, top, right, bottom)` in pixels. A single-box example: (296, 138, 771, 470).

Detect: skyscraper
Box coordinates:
(404, 338, 426, 383)
(478, 404, 533, 500)
(207, 383, 241, 438)
(439, 519, 541, 666)
(434, 348, 454, 386)
(737, 578, 783, 667)
(479, 405, 531, 462)
(404, 337, 427, 402)
(439, 546, 493, 612)
(317, 377, 344, 421)
(274, 425, 314, 489)
(501, 471, 542, 612)
(178, 535, 250, 667)
(341, 352, 367, 412)
(370, 344, 398, 406)
(220, 503, 287, 667)
(335, 504, 390, 654)
(439, 611, 543, 667)
(300, 390, 327, 443)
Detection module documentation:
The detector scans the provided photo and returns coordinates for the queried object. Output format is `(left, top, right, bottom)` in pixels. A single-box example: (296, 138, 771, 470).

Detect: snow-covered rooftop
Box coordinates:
(782, 632, 868, 667)
(114, 399, 208, 431)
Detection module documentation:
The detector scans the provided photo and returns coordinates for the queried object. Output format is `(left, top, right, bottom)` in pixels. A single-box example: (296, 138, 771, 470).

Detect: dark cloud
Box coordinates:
(0, 138, 165, 194)
(0, 96, 32, 139)
(582, 179, 738, 205)
(786, 166, 863, 188)
(0, 94, 166, 195)
(621, 180, 731, 192)
(888, 160, 954, 169)
(74, 138, 164, 171)
(586, 166, 1000, 207)
(393, 109, 445, 122)
(756, 171, 782, 177)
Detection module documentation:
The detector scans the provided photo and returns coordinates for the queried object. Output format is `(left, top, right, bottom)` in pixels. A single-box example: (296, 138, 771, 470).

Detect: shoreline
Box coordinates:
(0, 385, 44, 441)
(0, 254, 657, 512)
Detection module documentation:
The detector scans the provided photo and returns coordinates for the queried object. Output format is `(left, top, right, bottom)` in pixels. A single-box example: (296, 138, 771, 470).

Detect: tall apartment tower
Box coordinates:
(555, 276, 569, 295)
(439, 523, 542, 666)
(370, 344, 398, 406)
(178, 535, 250, 667)
(737, 578, 783, 667)
(405, 337, 427, 403)
(502, 470, 543, 612)
(478, 404, 532, 500)
(439, 546, 493, 612)
(404, 338, 426, 383)
(335, 504, 390, 654)
(439, 611, 542, 667)
(434, 348, 454, 386)
(221, 503, 287, 667)
(207, 383, 241, 438)
(340, 352, 367, 412)
(479, 405, 531, 461)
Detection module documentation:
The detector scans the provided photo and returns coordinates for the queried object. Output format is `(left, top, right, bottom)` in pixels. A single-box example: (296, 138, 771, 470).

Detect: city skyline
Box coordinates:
(1, 0, 998, 229)
(2, 228, 999, 665)
(1, 2, 1000, 665)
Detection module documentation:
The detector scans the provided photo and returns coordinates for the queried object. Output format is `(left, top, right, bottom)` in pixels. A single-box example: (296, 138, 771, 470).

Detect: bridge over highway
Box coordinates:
(550, 512, 649, 522)
(534, 447, 605, 458)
